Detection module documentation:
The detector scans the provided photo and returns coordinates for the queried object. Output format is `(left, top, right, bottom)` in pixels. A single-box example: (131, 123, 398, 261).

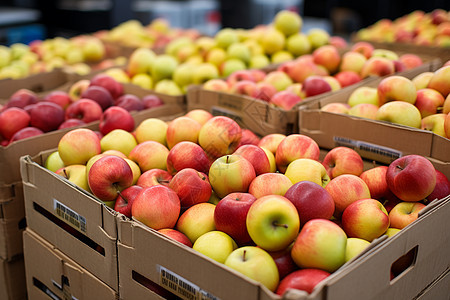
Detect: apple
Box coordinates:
(427, 65, 450, 98)
(334, 71, 362, 88)
(312, 45, 341, 74)
(415, 89, 445, 118)
(0, 107, 30, 140)
(137, 168, 172, 188)
(176, 202, 216, 244)
(302, 76, 332, 97)
(342, 199, 390, 242)
(29, 101, 65, 132)
(348, 103, 379, 119)
(329, 36, 348, 49)
(220, 58, 246, 77)
(325, 174, 371, 217)
(214, 192, 256, 246)
(258, 133, 286, 155)
(169, 168, 212, 209)
(421, 114, 446, 137)
(275, 134, 320, 173)
(283, 59, 326, 84)
(65, 99, 103, 123)
(68, 79, 91, 101)
(347, 87, 379, 107)
(134, 118, 168, 145)
(323, 76, 342, 92)
(114, 94, 144, 112)
(209, 155, 256, 198)
(307, 28, 330, 49)
(58, 119, 86, 130)
(339, 51, 367, 74)
(263, 71, 293, 92)
(81, 85, 114, 111)
(246, 195, 300, 252)
(198, 116, 242, 159)
(285, 158, 330, 187)
(360, 166, 390, 200)
(249, 173, 293, 199)
(322, 147, 364, 179)
(425, 170, 450, 203)
(229, 80, 259, 97)
(443, 95, 450, 114)
(284, 181, 335, 224)
(345, 238, 371, 262)
(384, 228, 401, 238)
(132, 185, 181, 230)
(276, 269, 330, 296)
(376, 101, 422, 128)
(56, 164, 90, 192)
(399, 54, 423, 70)
(166, 116, 202, 149)
(233, 145, 271, 176)
(90, 73, 124, 100)
(371, 49, 398, 61)
(260, 28, 285, 55)
(166, 141, 211, 175)
(274, 10, 302, 36)
(6, 89, 38, 109)
(351, 41, 374, 58)
(320, 102, 350, 114)
(43, 91, 72, 109)
(157, 228, 192, 247)
(267, 244, 298, 281)
(45, 151, 65, 173)
(142, 94, 164, 109)
(129, 141, 169, 172)
(446, 113, 450, 138)
(388, 202, 426, 229)
(377, 76, 417, 105)
(412, 72, 434, 90)
(114, 185, 143, 218)
(88, 155, 133, 201)
(237, 129, 260, 148)
(224, 246, 279, 292)
(127, 48, 156, 77)
(193, 231, 238, 263)
(184, 109, 213, 126)
(269, 91, 302, 111)
(100, 129, 137, 157)
(58, 128, 101, 165)
(360, 57, 395, 78)
(9, 127, 43, 143)
(291, 219, 347, 272)
(386, 155, 436, 202)
(99, 106, 135, 136)
(203, 79, 229, 92)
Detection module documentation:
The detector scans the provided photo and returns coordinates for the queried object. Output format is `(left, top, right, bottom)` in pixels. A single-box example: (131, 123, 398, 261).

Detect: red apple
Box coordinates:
(114, 185, 144, 217)
(43, 91, 72, 109)
(169, 168, 212, 208)
(65, 99, 103, 123)
(114, 94, 144, 112)
(359, 166, 390, 200)
(270, 91, 302, 110)
(137, 169, 172, 188)
(302, 76, 332, 97)
(312, 45, 341, 74)
(29, 101, 65, 132)
(6, 89, 38, 109)
(351, 41, 374, 59)
(214, 192, 257, 246)
(233, 145, 271, 175)
(9, 127, 44, 143)
(58, 118, 86, 130)
(424, 170, 450, 203)
(89, 73, 124, 100)
(284, 181, 335, 224)
(237, 129, 260, 147)
(334, 71, 362, 88)
(399, 54, 423, 70)
(415, 88, 445, 118)
(81, 85, 114, 110)
(276, 269, 330, 295)
(142, 94, 164, 109)
(386, 155, 436, 202)
(389, 202, 426, 229)
(158, 228, 192, 247)
(268, 245, 298, 280)
(99, 106, 135, 135)
(132, 185, 181, 230)
(0, 107, 30, 140)
(275, 134, 320, 173)
(322, 147, 364, 179)
(249, 173, 293, 199)
(166, 141, 211, 175)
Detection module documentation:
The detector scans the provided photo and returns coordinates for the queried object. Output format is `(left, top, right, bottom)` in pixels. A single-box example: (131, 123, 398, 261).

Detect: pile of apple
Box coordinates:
(112, 10, 341, 95)
(356, 9, 450, 47)
(0, 73, 164, 146)
(321, 63, 450, 139)
(201, 41, 425, 110)
(46, 109, 450, 295)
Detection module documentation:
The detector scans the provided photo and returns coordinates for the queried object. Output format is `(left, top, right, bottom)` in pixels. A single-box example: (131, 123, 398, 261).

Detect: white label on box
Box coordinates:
(53, 199, 87, 233)
(158, 265, 219, 300)
(333, 136, 403, 160)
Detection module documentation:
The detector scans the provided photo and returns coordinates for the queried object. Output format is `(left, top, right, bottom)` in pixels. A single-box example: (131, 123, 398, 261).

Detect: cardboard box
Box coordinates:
(298, 64, 450, 172)
(0, 256, 26, 300)
(414, 268, 450, 300)
(21, 153, 119, 291)
(23, 228, 117, 300)
(0, 182, 26, 260)
(116, 194, 450, 300)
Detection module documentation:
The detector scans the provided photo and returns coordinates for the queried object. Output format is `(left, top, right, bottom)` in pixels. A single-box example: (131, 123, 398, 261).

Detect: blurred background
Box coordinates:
(1, 0, 449, 45)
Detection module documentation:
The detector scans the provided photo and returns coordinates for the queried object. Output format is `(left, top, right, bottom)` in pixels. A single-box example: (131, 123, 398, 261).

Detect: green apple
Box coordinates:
(100, 129, 137, 157)
(45, 151, 65, 173)
(224, 246, 279, 292)
(193, 231, 237, 263)
(127, 47, 156, 77)
(347, 87, 379, 107)
(215, 28, 239, 49)
(307, 28, 330, 49)
(274, 10, 302, 36)
(227, 43, 251, 64)
(135, 117, 168, 145)
(192, 63, 219, 85)
(56, 164, 90, 192)
(260, 28, 285, 55)
(249, 54, 271, 69)
(376, 101, 422, 128)
(246, 195, 300, 252)
(285, 158, 330, 186)
(271, 50, 294, 64)
(206, 47, 228, 67)
(371, 49, 399, 61)
(345, 238, 371, 262)
(131, 73, 153, 90)
(384, 228, 401, 237)
(154, 79, 183, 96)
(221, 58, 246, 77)
(151, 54, 178, 82)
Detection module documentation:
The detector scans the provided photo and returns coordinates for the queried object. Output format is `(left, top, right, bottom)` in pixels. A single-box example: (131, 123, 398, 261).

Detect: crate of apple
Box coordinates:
(0, 73, 171, 147)
(317, 63, 450, 139)
(44, 109, 449, 297)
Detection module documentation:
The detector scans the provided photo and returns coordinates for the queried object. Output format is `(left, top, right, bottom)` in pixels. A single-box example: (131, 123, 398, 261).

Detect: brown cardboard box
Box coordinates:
(116, 195, 450, 300)
(20, 153, 119, 291)
(414, 268, 450, 300)
(0, 182, 26, 261)
(23, 228, 117, 300)
(0, 256, 26, 300)
(299, 64, 450, 172)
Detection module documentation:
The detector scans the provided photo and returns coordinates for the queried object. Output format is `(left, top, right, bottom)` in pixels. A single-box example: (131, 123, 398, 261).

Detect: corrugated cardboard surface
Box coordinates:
(21, 154, 119, 291)
(299, 63, 450, 169)
(414, 268, 450, 300)
(23, 228, 118, 300)
(0, 256, 26, 300)
(0, 182, 26, 261)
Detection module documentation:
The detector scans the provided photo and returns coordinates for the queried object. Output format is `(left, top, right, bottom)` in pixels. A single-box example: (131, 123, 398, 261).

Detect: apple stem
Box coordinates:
(226, 155, 230, 164)
(159, 180, 170, 184)
(117, 190, 128, 204)
(272, 221, 288, 229)
(396, 165, 404, 171)
(63, 168, 68, 179)
(243, 250, 247, 262)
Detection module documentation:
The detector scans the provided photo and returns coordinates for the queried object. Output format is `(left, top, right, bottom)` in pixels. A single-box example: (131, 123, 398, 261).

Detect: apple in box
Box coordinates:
(285, 158, 330, 186)
(129, 141, 169, 172)
(233, 145, 271, 175)
(334, 71, 362, 88)
(425, 170, 450, 203)
(169, 168, 212, 208)
(0, 107, 30, 140)
(184, 109, 213, 126)
(322, 146, 364, 179)
(142, 94, 164, 110)
(58, 128, 101, 165)
(81, 85, 114, 110)
(276, 269, 330, 296)
(377, 76, 417, 105)
(166, 116, 202, 149)
(114, 94, 144, 112)
(249, 173, 293, 199)
(166, 141, 211, 175)
(55, 164, 90, 192)
(389, 202, 426, 229)
(258, 133, 286, 155)
(29, 101, 65, 132)
(137, 169, 172, 188)
(275, 134, 320, 173)
(6, 89, 38, 109)
(65, 99, 103, 123)
(158, 228, 192, 248)
(90, 73, 124, 100)
(193, 231, 237, 264)
(43, 91, 72, 109)
(114, 185, 143, 218)
(176, 203, 216, 244)
(58, 118, 86, 130)
(9, 127, 44, 144)
(99, 106, 135, 135)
